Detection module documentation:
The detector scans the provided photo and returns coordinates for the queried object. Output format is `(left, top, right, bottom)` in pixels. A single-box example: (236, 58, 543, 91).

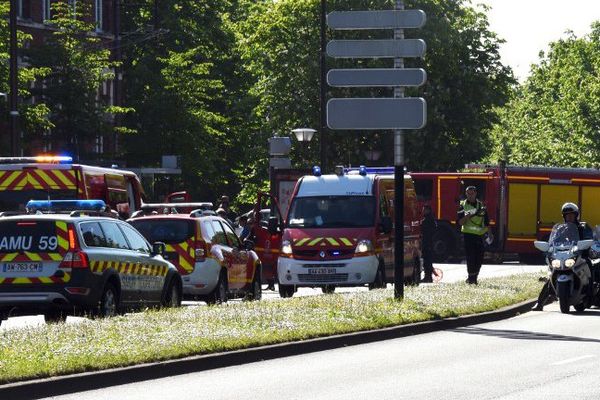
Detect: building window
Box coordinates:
(94, 135, 104, 154)
(95, 0, 103, 31)
(43, 0, 52, 22)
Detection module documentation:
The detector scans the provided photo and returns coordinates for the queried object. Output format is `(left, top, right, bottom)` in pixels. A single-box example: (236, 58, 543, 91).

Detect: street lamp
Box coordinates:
(291, 128, 316, 143)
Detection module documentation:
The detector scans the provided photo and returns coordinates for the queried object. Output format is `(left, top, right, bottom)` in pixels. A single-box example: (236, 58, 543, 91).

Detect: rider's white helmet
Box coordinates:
(561, 202, 579, 217)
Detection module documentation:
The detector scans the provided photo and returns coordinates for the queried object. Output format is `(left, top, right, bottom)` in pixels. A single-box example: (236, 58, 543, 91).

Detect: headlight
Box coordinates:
(565, 258, 576, 268)
(551, 259, 561, 268)
(355, 240, 373, 255)
(281, 240, 293, 257)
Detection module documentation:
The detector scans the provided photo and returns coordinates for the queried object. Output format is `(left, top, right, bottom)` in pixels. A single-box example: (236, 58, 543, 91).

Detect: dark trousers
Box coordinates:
(464, 233, 484, 281)
(423, 246, 433, 277)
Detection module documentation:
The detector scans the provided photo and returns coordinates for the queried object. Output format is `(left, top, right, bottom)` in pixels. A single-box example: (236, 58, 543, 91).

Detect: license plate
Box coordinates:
(3, 262, 42, 273)
(308, 267, 337, 275)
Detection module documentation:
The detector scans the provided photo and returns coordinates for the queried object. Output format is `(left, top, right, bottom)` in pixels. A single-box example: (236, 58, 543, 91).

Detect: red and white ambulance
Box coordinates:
(276, 166, 422, 297)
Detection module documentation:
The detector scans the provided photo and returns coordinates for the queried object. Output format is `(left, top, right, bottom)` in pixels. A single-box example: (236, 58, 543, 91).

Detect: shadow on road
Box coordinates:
(451, 326, 600, 343)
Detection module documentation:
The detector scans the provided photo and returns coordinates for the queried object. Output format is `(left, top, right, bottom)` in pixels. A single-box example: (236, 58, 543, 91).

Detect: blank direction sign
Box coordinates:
(327, 10, 426, 30)
(327, 68, 426, 87)
(327, 98, 427, 130)
(327, 39, 426, 59)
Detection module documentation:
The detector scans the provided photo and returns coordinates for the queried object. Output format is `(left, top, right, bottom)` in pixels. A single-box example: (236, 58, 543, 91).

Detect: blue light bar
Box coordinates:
(26, 200, 107, 212)
(358, 165, 367, 176)
(312, 166, 322, 177)
(345, 167, 395, 175)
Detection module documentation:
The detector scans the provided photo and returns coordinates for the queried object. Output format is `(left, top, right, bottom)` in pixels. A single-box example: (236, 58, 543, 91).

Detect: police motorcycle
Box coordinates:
(534, 223, 596, 314)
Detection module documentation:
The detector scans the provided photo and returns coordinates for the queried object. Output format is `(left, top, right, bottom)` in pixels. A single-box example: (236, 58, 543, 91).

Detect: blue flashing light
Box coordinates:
(26, 200, 106, 212)
(345, 167, 395, 175)
(312, 166, 322, 177)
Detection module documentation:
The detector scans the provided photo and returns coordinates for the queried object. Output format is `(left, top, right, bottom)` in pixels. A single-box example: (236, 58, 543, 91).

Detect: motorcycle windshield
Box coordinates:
(548, 223, 580, 248)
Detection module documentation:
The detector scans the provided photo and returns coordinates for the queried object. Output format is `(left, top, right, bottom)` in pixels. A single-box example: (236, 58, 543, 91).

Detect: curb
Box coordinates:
(0, 299, 536, 400)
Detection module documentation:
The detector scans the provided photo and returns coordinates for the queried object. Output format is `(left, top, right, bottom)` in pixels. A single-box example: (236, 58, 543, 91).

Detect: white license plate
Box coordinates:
(308, 268, 337, 275)
(3, 262, 42, 273)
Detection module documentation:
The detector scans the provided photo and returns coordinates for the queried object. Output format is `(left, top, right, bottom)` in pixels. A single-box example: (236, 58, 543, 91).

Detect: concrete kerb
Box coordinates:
(1, 298, 536, 400)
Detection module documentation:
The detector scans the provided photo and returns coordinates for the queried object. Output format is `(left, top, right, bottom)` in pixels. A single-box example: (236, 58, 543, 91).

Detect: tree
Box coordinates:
(486, 23, 600, 168)
(0, 2, 51, 153)
(27, 1, 120, 160)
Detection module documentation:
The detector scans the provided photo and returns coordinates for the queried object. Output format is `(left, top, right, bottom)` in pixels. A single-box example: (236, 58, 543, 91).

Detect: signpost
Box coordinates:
(325, 1, 426, 300)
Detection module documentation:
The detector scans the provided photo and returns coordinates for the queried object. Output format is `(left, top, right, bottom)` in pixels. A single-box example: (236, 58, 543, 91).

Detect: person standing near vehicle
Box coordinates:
(457, 186, 490, 285)
(421, 204, 437, 283)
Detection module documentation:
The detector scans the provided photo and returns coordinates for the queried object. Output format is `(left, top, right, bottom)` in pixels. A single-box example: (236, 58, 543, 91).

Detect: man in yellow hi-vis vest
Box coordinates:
(457, 186, 490, 284)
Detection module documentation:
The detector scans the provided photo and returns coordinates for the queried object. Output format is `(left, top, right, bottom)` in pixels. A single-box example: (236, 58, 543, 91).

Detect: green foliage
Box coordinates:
(26, 1, 118, 160)
(486, 23, 600, 167)
(0, 2, 52, 152)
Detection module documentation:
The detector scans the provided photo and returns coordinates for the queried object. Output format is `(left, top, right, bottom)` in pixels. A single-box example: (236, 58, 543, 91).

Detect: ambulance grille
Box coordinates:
(297, 273, 349, 283)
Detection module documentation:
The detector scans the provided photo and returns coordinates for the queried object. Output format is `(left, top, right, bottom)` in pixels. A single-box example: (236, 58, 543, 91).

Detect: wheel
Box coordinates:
(279, 284, 294, 298)
(206, 269, 228, 305)
(368, 262, 386, 290)
(432, 229, 454, 262)
(245, 266, 262, 301)
(44, 310, 67, 324)
(98, 283, 119, 318)
(574, 302, 586, 312)
(162, 277, 182, 308)
(557, 280, 571, 314)
(322, 285, 336, 294)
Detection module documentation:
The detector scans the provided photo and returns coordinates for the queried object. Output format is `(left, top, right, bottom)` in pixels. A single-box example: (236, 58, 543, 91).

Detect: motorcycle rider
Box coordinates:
(532, 202, 593, 311)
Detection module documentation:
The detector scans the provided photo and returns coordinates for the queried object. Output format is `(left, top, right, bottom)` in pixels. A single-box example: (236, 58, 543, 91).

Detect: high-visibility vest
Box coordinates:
(460, 199, 486, 236)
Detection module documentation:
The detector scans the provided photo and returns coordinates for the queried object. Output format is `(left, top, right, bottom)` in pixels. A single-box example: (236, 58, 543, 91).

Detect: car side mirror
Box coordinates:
(534, 241, 549, 253)
(243, 239, 255, 251)
(577, 239, 594, 251)
(380, 216, 393, 234)
(268, 216, 280, 235)
(152, 241, 166, 256)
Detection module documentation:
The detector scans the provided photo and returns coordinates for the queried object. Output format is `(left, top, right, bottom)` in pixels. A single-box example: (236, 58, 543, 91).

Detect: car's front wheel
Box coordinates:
(162, 277, 182, 308)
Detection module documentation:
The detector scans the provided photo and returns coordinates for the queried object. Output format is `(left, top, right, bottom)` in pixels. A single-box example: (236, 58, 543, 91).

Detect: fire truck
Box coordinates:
(0, 156, 145, 219)
(411, 162, 600, 262)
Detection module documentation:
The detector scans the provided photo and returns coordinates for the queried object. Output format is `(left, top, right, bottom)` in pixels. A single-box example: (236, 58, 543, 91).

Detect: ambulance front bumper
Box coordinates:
(277, 255, 378, 286)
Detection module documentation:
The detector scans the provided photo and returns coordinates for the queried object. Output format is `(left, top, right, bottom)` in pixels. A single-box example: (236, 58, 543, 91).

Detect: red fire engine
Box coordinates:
(411, 162, 600, 262)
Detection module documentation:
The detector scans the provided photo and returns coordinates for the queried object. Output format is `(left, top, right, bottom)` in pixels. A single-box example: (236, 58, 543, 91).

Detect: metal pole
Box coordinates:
(9, 0, 19, 157)
(113, 0, 121, 159)
(319, 0, 327, 170)
(393, 0, 405, 300)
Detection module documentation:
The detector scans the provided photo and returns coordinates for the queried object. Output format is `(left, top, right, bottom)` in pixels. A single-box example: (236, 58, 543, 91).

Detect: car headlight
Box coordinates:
(281, 240, 293, 257)
(551, 259, 561, 269)
(355, 240, 373, 255)
(565, 258, 576, 268)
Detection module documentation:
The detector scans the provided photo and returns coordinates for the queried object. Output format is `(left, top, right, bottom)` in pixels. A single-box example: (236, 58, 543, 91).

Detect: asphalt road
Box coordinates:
(39, 301, 600, 400)
(0, 262, 545, 331)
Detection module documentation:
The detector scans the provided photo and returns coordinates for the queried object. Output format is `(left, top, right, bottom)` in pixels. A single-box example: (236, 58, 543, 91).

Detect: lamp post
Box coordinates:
(291, 128, 316, 166)
(9, 0, 19, 157)
(319, 0, 327, 171)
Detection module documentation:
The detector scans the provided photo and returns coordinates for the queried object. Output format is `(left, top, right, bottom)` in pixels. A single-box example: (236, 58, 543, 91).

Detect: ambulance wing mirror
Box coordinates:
(380, 216, 393, 234)
(533, 241, 549, 253)
(268, 216, 280, 235)
(151, 242, 166, 257)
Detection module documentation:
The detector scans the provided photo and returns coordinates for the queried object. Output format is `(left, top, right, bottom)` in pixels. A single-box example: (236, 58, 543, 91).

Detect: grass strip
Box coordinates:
(0, 273, 543, 384)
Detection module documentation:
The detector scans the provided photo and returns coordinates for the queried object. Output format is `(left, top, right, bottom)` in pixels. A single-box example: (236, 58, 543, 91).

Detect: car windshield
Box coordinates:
(129, 219, 195, 244)
(0, 189, 77, 212)
(549, 223, 580, 247)
(287, 196, 375, 228)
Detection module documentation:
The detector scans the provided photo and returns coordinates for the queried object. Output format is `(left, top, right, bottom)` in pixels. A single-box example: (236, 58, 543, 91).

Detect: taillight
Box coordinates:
(59, 223, 89, 269)
(195, 240, 208, 262)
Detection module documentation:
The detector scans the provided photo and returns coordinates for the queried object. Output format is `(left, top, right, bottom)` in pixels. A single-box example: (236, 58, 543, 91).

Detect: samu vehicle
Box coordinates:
(534, 223, 596, 313)
(0, 200, 182, 325)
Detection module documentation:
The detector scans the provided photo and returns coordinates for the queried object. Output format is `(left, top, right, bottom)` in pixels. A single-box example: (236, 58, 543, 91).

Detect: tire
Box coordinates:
(432, 229, 454, 262)
(44, 310, 67, 324)
(574, 302, 586, 312)
(369, 262, 386, 290)
(279, 284, 295, 298)
(98, 282, 119, 318)
(557, 280, 571, 314)
(245, 266, 262, 301)
(322, 285, 336, 294)
(162, 277, 182, 308)
(206, 270, 228, 305)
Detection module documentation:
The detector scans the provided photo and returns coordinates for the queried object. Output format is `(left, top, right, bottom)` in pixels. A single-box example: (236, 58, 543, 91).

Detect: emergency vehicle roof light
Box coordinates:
(0, 156, 73, 164)
(312, 166, 322, 177)
(26, 200, 106, 212)
(345, 167, 395, 175)
(334, 165, 344, 176)
(358, 165, 367, 176)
